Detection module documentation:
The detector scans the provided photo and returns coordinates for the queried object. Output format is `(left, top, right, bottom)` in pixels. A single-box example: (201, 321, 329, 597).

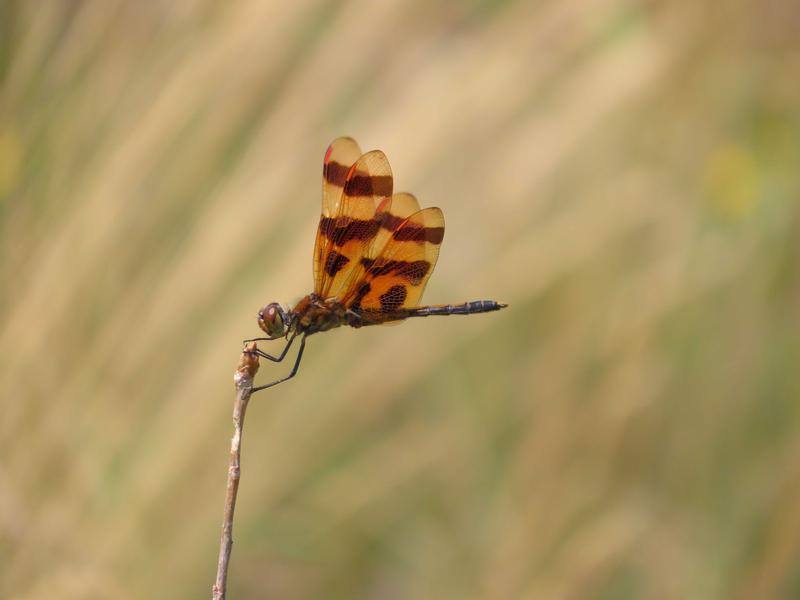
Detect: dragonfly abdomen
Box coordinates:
(408, 300, 507, 317)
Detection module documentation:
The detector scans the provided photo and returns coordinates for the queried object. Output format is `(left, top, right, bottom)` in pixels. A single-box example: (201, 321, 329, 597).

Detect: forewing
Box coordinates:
(322, 137, 362, 216)
(345, 206, 445, 318)
(314, 149, 393, 299)
(313, 138, 362, 293)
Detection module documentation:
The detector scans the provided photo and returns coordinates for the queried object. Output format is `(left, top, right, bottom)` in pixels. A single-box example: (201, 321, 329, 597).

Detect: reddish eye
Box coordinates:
(258, 303, 286, 337)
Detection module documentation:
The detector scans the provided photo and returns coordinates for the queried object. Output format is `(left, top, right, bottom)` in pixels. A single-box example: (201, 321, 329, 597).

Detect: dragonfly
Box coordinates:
(245, 137, 507, 392)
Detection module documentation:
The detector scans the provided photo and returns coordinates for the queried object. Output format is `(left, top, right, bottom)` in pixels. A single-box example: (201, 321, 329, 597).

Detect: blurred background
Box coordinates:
(2, 1, 799, 598)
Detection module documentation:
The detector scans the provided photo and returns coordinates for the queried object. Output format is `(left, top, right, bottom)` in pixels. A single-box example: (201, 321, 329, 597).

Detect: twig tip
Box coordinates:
(234, 342, 260, 388)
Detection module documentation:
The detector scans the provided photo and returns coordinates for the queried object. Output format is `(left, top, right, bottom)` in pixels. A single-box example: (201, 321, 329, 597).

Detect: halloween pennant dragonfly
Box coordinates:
(245, 137, 507, 391)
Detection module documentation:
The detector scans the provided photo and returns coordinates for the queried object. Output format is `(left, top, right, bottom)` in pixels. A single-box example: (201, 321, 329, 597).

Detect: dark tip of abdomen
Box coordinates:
(464, 300, 506, 313)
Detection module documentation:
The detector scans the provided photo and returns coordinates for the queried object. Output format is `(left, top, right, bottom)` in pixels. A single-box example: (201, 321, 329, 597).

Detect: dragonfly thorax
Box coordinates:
(291, 294, 354, 335)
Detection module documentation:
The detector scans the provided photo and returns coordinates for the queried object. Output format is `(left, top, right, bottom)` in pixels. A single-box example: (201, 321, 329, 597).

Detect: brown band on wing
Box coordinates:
(359, 258, 431, 285)
(350, 282, 372, 311)
(393, 225, 445, 244)
(319, 217, 381, 244)
(379, 285, 408, 311)
(324, 251, 350, 277)
(323, 161, 350, 187)
(376, 211, 406, 232)
(345, 174, 393, 198)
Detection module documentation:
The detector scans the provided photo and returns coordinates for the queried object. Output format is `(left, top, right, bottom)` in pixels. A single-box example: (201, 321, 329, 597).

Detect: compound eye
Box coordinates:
(258, 303, 286, 338)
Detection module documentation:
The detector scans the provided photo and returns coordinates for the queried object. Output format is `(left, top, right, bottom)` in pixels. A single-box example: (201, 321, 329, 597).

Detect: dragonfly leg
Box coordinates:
(251, 335, 306, 393)
(250, 332, 297, 363)
(242, 336, 278, 344)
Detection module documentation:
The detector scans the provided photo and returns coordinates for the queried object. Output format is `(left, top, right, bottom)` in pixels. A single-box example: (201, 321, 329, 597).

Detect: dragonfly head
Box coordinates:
(258, 302, 289, 338)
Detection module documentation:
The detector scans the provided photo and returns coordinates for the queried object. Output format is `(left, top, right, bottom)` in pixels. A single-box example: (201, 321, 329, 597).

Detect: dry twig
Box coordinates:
(212, 343, 260, 600)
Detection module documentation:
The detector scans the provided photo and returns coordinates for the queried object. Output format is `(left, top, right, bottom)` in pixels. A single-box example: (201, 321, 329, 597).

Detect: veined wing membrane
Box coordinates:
(344, 206, 445, 320)
(314, 148, 393, 300)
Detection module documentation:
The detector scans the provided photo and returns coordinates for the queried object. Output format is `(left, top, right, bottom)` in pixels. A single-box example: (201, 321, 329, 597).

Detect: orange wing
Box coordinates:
(320, 136, 362, 217)
(313, 138, 445, 318)
(328, 191, 425, 307)
(342, 205, 445, 320)
(313, 139, 393, 299)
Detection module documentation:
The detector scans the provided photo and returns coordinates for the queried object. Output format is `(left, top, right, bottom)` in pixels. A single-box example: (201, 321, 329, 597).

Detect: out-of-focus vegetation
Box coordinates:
(2, 1, 800, 598)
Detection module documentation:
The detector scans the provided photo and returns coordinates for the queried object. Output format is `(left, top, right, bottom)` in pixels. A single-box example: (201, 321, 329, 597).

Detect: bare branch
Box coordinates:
(212, 343, 260, 600)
